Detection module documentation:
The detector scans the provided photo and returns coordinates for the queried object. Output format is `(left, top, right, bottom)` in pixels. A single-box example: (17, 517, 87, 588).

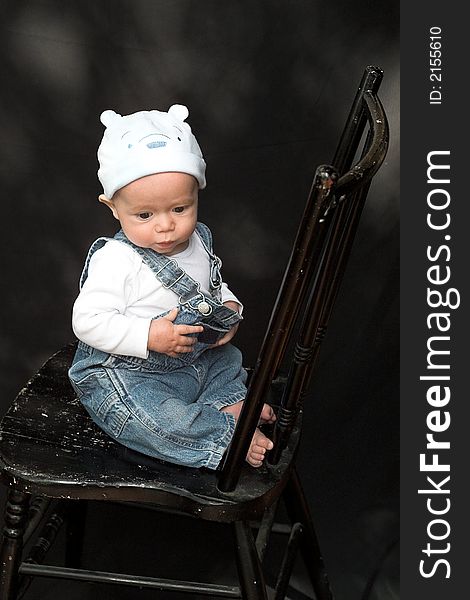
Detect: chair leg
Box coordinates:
(274, 522, 303, 600)
(233, 520, 268, 600)
(284, 468, 334, 600)
(0, 488, 30, 600)
(255, 501, 278, 561)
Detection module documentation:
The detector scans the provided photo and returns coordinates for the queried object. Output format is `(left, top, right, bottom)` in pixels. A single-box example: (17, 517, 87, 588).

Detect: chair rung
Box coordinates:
(250, 521, 292, 535)
(19, 563, 241, 597)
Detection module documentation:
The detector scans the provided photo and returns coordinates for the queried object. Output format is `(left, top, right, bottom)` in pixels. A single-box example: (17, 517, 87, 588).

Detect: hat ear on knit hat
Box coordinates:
(168, 104, 189, 121)
(97, 105, 206, 199)
(100, 110, 123, 127)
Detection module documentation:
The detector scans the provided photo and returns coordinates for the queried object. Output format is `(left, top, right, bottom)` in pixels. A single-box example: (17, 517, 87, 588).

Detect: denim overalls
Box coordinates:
(69, 223, 246, 469)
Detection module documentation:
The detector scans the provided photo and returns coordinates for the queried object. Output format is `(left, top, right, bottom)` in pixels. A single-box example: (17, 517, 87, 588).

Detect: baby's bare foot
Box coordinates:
(246, 428, 274, 467)
(221, 400, 276, 424)
(220, 402, 275, 467)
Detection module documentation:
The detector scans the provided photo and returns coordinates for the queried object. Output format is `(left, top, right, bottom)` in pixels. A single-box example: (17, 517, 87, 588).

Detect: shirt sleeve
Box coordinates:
(72, 242, 152, 358)
(220, 282, 244, 315)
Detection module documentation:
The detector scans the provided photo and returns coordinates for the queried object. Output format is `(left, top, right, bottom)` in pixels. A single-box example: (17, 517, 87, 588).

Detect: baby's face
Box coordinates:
(104, 172, 198, 255)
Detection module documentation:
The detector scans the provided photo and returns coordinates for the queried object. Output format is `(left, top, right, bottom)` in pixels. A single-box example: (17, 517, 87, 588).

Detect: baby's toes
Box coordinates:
(247, 456, 263, 467)
(260, 404, 276, 424)
(250, 446, 267, 460)
(256, 435, 274, 451)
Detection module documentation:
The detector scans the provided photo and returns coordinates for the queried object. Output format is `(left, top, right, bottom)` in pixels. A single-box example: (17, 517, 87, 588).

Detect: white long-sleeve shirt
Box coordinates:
(72, 232, 241, 359)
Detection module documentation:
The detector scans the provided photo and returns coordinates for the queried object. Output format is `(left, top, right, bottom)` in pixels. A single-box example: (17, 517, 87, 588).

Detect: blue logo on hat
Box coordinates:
(147, 141, 167, 149)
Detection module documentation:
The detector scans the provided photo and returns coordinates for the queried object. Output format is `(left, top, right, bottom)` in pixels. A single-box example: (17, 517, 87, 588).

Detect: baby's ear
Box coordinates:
(98, 194, 119, 220)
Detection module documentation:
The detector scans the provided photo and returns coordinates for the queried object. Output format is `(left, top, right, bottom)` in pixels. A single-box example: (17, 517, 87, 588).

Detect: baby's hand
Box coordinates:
(211, 301, 241, 347)
(148, 308, 203, 357)
(212, 323, 239, 347)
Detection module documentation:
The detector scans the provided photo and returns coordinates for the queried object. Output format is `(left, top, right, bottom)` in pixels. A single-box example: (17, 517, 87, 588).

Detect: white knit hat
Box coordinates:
(97, 104, 206, 198)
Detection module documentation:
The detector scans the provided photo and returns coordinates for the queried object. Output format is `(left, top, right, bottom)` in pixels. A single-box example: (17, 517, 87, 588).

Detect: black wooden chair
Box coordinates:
(0, 66, 389, 600)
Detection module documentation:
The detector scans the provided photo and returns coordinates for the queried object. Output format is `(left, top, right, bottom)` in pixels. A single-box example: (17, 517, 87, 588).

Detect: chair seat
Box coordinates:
(0, 344, 300, 522)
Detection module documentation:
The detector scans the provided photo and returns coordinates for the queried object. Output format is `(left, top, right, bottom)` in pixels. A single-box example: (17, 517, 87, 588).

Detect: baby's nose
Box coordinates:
(155, 215, 174, 232)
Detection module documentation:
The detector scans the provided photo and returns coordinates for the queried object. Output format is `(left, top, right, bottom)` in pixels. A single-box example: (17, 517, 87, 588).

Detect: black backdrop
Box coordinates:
(0, 2, 399, 599)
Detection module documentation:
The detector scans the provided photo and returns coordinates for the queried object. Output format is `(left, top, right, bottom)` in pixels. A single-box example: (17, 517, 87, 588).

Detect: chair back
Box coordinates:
(218, 66, 389, 491)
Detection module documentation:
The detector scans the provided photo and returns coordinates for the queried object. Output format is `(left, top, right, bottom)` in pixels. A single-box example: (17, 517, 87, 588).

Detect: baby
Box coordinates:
(68, 105, 274, 470)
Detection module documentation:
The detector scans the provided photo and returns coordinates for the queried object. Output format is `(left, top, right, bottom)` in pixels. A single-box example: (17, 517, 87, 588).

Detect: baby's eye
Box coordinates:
(173, 206, 185, 214)
(138, 212, 152, 220)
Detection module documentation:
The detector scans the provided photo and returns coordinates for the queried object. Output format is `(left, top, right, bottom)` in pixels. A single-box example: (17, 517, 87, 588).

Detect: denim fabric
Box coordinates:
(69, 342, 246, 469)
(69, 223, 246, 469)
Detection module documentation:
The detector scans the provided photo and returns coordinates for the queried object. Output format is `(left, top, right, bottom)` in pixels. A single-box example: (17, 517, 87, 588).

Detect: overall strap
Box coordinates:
(194, 222, 223, 298)
(79, 229, 240, 325)
(113, 228, 220, 314)
(79, 237, 114, 289)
